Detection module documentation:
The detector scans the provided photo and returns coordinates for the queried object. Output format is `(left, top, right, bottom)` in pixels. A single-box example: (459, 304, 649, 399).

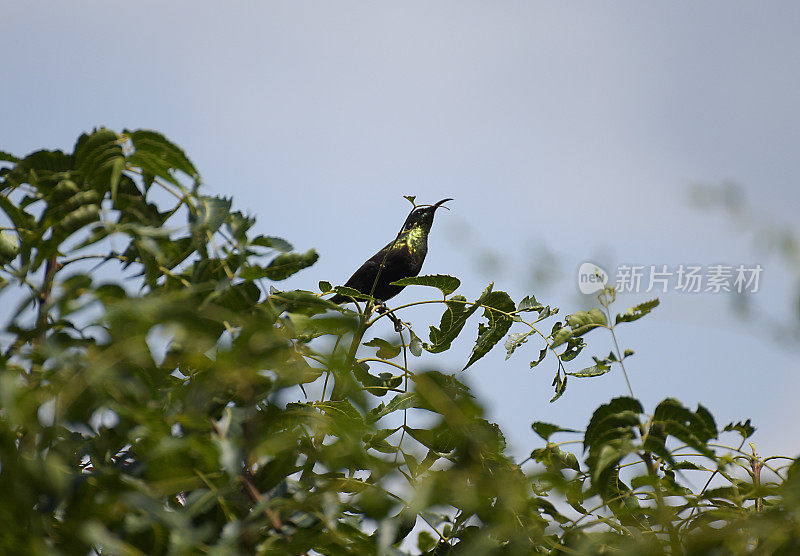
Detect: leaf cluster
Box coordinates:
(0, 130, 796, 555)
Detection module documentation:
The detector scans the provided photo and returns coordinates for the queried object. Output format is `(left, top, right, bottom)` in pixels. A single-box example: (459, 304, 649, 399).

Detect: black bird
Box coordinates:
(330, 198, 452, 305)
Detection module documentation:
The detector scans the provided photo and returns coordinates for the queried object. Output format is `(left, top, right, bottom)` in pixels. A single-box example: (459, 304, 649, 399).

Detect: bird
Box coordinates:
(329, 198, 452, 305)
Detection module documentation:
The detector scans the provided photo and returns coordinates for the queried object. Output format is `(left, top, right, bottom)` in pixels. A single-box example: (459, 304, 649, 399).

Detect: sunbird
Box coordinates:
(330, 198, 452, 304)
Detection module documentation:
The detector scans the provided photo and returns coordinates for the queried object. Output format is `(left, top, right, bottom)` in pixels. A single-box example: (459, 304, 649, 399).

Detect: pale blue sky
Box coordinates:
(3, 2, 799, 458)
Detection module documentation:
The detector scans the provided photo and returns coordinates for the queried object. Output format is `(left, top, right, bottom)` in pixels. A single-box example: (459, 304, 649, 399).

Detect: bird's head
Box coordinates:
(400, 198, 453, 233)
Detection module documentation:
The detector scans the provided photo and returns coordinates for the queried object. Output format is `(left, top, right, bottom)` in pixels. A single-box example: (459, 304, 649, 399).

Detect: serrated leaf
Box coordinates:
(315, 399, 364, 424)
(73, 128, 125, 198)
(584, 397, 643, 453)
(191, 195, 231, 235)
(566, 308, 607, 336)
(125, 128, 199, 187)
(225, 210, 255, 241)
(402, 451, 419, 476)
(723, 419, 755, 440)
(550, 323, 572, 348)
(331, 285, 375, 302)
(559, 337, 585, 362)
(647, 398, 717, 460)
(352, 362, 402, 396)
(367, 392, 420, 423)
(549, 374, 568, 403)
(318, 280, 332, 293)
(251, 235, 293, 252)
(0, 150, 20, 163)
(263, 249, 318, 281)
(694, 403, 718, 440)
(0, 195, 36, 230)
(363, 338, 402, 359)
(505, 330, 533, 359)
(535, 305, 555, 321)
(463, 290, 515, 370)
(215, 281, 261, 312)
(615, 298, 659, 324)
(531, 422, 578, 441)
(517, 294, 543, 312)
(426, 295, 478, 353)
(567, 361, 611, 378)
(391, 274, 461, 296)
(672, 460, 707, 471)
(529, 347, 548, 368)
(269, 289, 340, 316)
(405, 427, 455, 453)
(531, 443, 581, 473)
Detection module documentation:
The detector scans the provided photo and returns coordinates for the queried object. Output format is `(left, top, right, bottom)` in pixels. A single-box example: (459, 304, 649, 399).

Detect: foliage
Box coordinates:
(0, 129, 797, 554)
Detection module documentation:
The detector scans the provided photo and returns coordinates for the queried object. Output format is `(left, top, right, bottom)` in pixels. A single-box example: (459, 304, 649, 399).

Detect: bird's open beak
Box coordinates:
(433, 198, 453, 210)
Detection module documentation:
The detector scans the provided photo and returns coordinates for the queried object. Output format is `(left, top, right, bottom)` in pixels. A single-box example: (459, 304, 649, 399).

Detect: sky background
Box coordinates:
(3, 2, 799, 460)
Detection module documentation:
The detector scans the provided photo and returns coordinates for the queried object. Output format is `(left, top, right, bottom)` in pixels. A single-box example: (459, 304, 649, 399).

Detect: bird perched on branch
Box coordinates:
(329, 198, 452, 305)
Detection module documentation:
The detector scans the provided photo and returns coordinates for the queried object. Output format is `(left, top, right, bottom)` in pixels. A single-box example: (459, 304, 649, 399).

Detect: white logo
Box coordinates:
(577, 262, 609, 294)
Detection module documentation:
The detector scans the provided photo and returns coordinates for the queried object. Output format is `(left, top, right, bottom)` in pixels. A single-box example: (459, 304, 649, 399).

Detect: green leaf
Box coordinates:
(363, 338, 402, 359)
(191, 195, 232, 235)
(567, 361, 611, 378)
(408, 329, 423, 357)
(517, 294, 543, 313)
(269, 289, 340, 316)
(263, 249, 319, 280)
(318, 280, 332, 293)
(330, 285, 375, 303)
(559, 336, 585, 361)
(592, 441, 635, 480)
(0, 195, 36, 230)
(125, 128, 199, 187)
(251, 235, 293, 252)
(225, 210, 255, 241)
(34, 203, 101, 269)
(352, 362, 402, 396)
(391, 274, 461, 296)
(0, 150, 20, 163)
(364, 429, 399, 453)
(367, 392, 420, 423)
(215, 281, 261, 312)
(402, 451, 419, 476)
(566, 308, 607, 336)
(550, 373, 568, 402)
(73, 128, 125, 199)
(531, 422, 578, 441)
(672, 460, 707, 471)
(723, 419, 755, 440)
(287, 314, 356, 341)
(405, 427, 455, 453)
(584, 397, 643, 454)
(529, 347, 548, 368)
(505, 330, 533, 359)
(646, 398, 717, 459)
(462, 290, 515, 371)
(531, 443, 581, 473)
(315, 399, 364, 424)
(426, 295, 479, 353)
(550, 322, 572, 348)
(0, 230, 19, 264)
(615, 298, 659, 324)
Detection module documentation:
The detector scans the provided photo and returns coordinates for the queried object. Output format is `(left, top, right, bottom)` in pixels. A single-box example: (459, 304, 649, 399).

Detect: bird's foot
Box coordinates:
(375, 301, 404, 332)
